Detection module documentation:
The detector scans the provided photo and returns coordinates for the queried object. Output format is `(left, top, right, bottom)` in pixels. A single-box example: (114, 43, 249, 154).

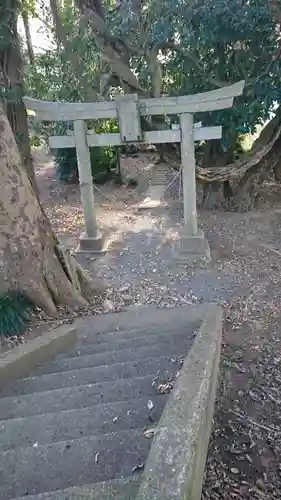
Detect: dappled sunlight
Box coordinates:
(33, 147, 164, 252)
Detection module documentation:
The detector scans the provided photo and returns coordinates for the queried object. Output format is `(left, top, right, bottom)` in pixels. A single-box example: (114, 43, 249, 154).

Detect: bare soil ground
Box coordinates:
(2, 148, 281, 498)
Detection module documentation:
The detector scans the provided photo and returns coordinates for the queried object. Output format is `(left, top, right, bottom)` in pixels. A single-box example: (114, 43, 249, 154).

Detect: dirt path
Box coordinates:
(10, 150, 281, 497)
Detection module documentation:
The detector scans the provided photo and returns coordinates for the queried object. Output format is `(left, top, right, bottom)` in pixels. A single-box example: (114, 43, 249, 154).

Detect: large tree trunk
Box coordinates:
(202, 181, 233, 210)
(0, 106, 104, 316)
(197, 108, 281, 211)
(0, 1, 37, 193)
(227, 133, 281, 211)
(22, 11, 34, 64)
(273, 161, 281, 181)
(200, 139, 235, 209)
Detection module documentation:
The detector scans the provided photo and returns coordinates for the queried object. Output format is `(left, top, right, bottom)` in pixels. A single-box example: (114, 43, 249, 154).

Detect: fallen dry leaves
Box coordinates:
(5, 150, 281, 498)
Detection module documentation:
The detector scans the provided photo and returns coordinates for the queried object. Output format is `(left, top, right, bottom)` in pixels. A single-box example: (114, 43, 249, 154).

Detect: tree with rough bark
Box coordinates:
(0, 105, 104, 316)
(0, 1, 104, 317)
(22, 9, 35, 64)
(0, 0, 36, 191)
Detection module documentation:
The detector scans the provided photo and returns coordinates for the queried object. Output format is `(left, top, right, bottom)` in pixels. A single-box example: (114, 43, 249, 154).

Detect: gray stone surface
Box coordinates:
(75, 307, 202, 339)
(1, 355, 184, 397)
(13, 478, 141, 500)
(0, 428, 148, 499)
(174, 228, 211, 262)
(34, 333, 196, 376)
(0, 374, 168, 420)
(70, 328, 197, 358)
(78, 232, 106, 254)
(0, 395, 167, 451)
(0, 300, 220, 500)
(136, 306, 222, 500)
(0, 325, 76, 389)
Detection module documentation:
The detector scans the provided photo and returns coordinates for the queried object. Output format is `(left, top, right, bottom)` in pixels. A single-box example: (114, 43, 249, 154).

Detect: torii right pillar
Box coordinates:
(173, 80, 245, 262)
(175, 112, 211, 262)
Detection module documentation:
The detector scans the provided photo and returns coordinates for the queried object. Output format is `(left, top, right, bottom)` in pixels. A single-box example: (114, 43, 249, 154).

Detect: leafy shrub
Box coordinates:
(53, 121, 118, 184)
(0, 292, 32, 338)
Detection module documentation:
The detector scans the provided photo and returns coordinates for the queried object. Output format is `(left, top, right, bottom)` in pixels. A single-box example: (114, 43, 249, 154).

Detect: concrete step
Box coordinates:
(34, 336, 193, 376)
(0, 394, 166, 451)
(70, 329, 195, 359)
(0, 429, 149, 499)
(1, 355, 183, 397)
(138, 186, 165, 209)
(13, 477, 141, 500)
(0, 374, 166, 420)
(76, 318, 199, 346)
(72, 321, 198, 356)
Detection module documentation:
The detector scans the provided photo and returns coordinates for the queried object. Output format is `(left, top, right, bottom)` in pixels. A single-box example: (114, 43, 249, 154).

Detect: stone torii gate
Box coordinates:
(24, 80, 244, 259)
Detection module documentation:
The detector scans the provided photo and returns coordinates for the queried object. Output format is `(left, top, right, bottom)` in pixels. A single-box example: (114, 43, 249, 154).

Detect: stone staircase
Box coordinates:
(0, 308, 200, 499)
(138, 164, 170, 210)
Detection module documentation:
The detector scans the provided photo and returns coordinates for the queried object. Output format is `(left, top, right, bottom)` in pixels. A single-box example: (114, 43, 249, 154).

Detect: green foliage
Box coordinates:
(163, 0, 280, 143)
(55, 145, 116, 183)
(22, 0, 36, 17)
(53, 121, 118, 183)
(0, 292, 32, 338)
(107, 0, 281, 148)
(24, 29, 118, 182)
(23, 0, 281, 166)
(24, 1, 100, 104)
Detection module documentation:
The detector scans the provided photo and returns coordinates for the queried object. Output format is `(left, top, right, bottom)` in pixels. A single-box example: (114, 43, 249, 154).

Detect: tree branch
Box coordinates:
(147, 48, 162, 97)
(269, 0, 281, 23)
(157, 41, 229, 88)
(49, 0, 100, 101)
(21, 11, 35, 64)
(75, 1, 144, 93)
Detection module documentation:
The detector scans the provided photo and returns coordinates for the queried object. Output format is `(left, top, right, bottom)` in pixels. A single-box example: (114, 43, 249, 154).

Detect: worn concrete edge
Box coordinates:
(0, 324, 77, 389)
(75, 231, 110, 256)
(136, 304, 223, 500)
(12, 477, 141, 500)
(75, 303, 212, 338)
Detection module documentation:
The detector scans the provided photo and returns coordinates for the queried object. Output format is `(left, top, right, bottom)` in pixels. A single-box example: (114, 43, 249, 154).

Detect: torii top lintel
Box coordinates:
(23, 80, 245, 122)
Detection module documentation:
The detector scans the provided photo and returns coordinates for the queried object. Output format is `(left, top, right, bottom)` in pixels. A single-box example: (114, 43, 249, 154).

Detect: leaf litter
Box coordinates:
(22, 152, 281, 497)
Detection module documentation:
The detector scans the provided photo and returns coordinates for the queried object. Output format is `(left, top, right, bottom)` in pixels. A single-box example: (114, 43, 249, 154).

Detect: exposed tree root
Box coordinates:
(0, 104, 105, 317)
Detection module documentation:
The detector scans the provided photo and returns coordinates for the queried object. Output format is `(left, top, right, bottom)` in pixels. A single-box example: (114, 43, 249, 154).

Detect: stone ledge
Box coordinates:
(76, 232, 108, 255)
(0, 325, 76, 389)
(173, 228, 211, 262)
(75, 303, 210, 338)
(12, 477, 140, 500)
(136, 304, 222, 500)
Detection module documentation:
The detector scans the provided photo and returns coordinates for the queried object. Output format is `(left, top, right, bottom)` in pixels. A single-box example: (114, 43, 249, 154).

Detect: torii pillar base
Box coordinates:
(173, 229, 211, 263)
(76, 232, 107, 255)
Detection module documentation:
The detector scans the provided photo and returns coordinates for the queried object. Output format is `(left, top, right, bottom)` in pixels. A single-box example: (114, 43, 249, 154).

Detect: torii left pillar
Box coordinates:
(74, 120, 105, 253)
(176, 113, 211, 261)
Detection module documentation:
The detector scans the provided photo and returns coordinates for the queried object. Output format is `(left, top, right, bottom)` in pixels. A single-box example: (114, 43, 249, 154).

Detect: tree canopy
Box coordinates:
(22, 1, 281, 139)
(4, 0, 281, 211)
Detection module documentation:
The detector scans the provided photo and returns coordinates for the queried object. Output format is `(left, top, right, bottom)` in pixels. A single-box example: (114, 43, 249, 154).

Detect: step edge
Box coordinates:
(75, 304, 207, 338)
(0, 393, 166, 427)
(11, 476, 141, 500)
(136, 304, 223, 500)
(5, 354, 185, 387)
(75, 320, 199, 347)
(0, 325, 76, 390)
(0, 372, 160, 409)
(36, 334, 197, 374)
(0, 426, 147, 457)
